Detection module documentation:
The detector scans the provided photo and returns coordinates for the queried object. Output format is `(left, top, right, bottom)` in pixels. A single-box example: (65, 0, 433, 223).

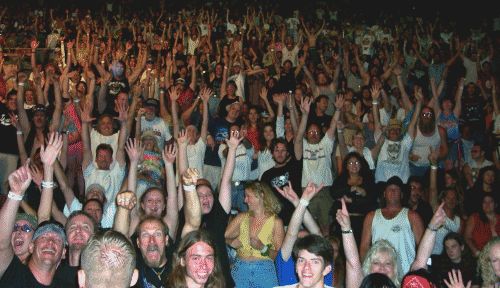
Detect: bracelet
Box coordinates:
(260, 244, 271, 256)
(299, 198, 310, 207)
(73, 98, 80, 103)
(430, 165, 438, 170)
(337, 129, 343, 133)
(8, 191, 23, 201)
(41, 181, 55, 189)
(183, 184, 196, 192)
(427, 224, 439, 232)
(16, 131, 23, 135)
(341, 229, 353, 234)
(18, 82, 25, 87)
(372, 101, 379, 105)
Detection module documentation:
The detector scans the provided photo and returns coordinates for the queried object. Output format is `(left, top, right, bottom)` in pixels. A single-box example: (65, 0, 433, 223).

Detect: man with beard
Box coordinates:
(409, 106, 448, 176)
(0, 165, 68, 287)
(261, 138, 302, 225)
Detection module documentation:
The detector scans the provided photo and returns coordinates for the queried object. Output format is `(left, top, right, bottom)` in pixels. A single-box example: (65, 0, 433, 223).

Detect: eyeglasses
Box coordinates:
(307, 130, 320, 135)
(421, 111, 433, 118)
(348, 161, 360, 166)
(14, 223, 34, 233)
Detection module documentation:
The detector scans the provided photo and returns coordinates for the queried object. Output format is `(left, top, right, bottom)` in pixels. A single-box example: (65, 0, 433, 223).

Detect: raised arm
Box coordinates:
(411, 202, 446, 271)
(393, 66, 413, 111)
(259, 87, 275, 119)
(336, 198, 364, 288)
(325, 94, 344, 140)
(80, 103, 95, 170)
(428, 147, 440, 211)
(199, 88, 211, 141)
(0, 164, 32, 279)
(294, 97, 312, 160)
(188, 56, 197, 91)
(407, 88, 423, 140)
(277, 182, 321, 261)
(162, 144, 179, 239)
(113, 191, 137, 237)
(219, 130, 243, 213)
(169, 87, 180, 139)
(115, 102, 129, 167)
(15, 76, 31, 134)
(181, 168, 202, 238)
(453, 78, 464, 118)
(38, 133, 63, 223)
(48, 78, 62, 132)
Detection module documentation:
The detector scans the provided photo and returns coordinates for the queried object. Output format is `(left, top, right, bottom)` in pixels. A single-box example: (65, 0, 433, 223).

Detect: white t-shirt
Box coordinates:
(63, 197, 117, 229)
(219, 143, 253, 182)
(90, 129, 119, 160)
(302, 135, 335, 187)
(187, 138, 207, 178)
(375, 133, 413, 183)
(281, 45, 300, 67)
(462, 56, 478, 85)
(228, 72, 246, 100)
(140, 117, 172, 149)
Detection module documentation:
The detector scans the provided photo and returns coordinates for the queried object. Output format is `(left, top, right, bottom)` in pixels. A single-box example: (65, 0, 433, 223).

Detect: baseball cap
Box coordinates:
(225, 99, 242, 111)
(144, 98, 159, 108)
(174, 78, 186, 85)
(32, 221, 67, 245)
(387, 118, 402, 130)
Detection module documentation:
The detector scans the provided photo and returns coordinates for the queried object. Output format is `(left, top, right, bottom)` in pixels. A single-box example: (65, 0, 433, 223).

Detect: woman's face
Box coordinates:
(482, 196, 496, 214)
(244, 189, 261, 211)
(370, 251, 395, 280)
(143, 137, 156, 151)
(284, 118, 293, 132)
(248, 109, 259, 124)
(352, 133, 365, 149)
(490, 244, 500, 278)
(443, 190, 458, 211)
(483, 170, 495, 185)
(444, 173, 456, 187)
(263, 126, 275, 142)
(346, 157, 361, 174)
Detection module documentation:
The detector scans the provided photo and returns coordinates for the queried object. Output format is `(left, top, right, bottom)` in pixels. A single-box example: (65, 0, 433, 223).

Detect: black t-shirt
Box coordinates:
(205, 117, 242, 167)
(260, 159, 303, 225)
(176, 200, 233, 287)
(307, 110, 332, 132)
(0, 103, 19, 155)
(415, 200, 434, 228)
(0, 257, 54, 287)
(53, 259, 78, 288)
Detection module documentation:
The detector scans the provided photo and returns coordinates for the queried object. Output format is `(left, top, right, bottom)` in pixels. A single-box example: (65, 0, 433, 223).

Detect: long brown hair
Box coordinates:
(166, 230, 225, 288)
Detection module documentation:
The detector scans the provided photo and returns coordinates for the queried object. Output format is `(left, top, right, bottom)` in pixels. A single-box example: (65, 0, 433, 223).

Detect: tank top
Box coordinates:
(438, 112, 460, 141)
(372, 208, 415, 274)
(237, 213, 276, 259)
(411, 125, 441, 166)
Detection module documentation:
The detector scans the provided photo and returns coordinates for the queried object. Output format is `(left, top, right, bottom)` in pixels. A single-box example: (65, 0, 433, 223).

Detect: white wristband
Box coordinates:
(18, 82, 25, 87)
(8, 191, 23, 201)
(73, 98, 80, 103)
(430, 165, 438, 170)
(16, 131, 23, 135)
(41, 181, 55, 189)
(299, 198, 310, 207)
(372, 101, 379, 105)
(183, 184, 196, 192)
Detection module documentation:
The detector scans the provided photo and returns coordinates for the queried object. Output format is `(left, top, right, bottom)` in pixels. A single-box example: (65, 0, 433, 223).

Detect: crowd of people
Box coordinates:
(0, 0, 500, 287)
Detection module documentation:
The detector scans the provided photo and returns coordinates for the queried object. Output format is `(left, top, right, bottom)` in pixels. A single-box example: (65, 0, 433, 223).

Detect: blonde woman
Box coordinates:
(478, 237, 500, 287)
(225, 181, 285, 288)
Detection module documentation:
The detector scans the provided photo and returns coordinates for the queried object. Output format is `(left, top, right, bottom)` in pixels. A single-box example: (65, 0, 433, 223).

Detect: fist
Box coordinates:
(116, 191, 137, 210)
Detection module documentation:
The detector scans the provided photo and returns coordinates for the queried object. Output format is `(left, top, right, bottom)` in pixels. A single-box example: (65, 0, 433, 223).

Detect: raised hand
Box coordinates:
(225, 130, 243, 150)
(169, 86, 180, 102)
(300, 96, 312, 114)
(443, 269, 471, 288)
(116, 190, 137, 210)
(31, 40, 40, 51)
(200, 87, 212, 103)
(40, 132, 63, 166)
(336, 198, 352, 231)
(115, 101, 129, 123)
(8, 163, 32, 196)
(275, 181, 299, 206)
(414, 86, 424, 103)
(125, 138, 144, 163)
(182, 168, 200, 186)
(177, 129, 189, 146)
(81, 103, 95, 123)
(393, 65, 402, 76)
(259, 87, 268, 101)
(334, 94, 345, 110)
(30, 164, 43, 188)
(429, 202, 446, 230)
(162, 144, 177, 164)
(370, 83, 382, 100)
(302, 182, 323, 201)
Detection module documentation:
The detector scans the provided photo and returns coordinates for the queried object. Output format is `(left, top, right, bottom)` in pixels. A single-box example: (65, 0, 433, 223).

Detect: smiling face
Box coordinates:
(370, 251, 395, 280)
(11, 220, 35, 261)
(97, 116, 114, 136)
(296, 249, 331, 288)
(346, 157, 361, 175)
(244, 189, 262, 211)
(183, 241, 215, 287)
(263, 125, 275, 142)
(30, 232, 66, 267)
(95, 148, 113, 170)
(137, 219, 168, 268)
(66, 215, 94, 251)
(141, 189, 166, 218)
(306, 124, 321, 144)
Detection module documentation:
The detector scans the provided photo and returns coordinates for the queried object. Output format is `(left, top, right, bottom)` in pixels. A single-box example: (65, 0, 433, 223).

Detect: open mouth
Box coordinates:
(14, 239, 24, 248)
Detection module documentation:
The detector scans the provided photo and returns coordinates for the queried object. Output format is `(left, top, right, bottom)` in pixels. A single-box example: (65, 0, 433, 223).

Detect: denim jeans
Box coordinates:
(231, 258, 278, 288)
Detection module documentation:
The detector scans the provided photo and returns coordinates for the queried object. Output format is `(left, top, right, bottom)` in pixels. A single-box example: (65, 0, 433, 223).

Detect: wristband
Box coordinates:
(372, 101, 379, 105)
(18, 82, 25, 87)
(8, 191, 23, 201)
(427, 224, 439, 232)
(73, 98, 80, 103)
(41, 181, 55, 189)
(16, 131, 23, 135)
(341, 229, 353, 234)
(299, 198, 310, 207)
(183, 184, 196, 192)
(260, 244, 271, 256)
(430, 165, 438, 170)
(337, 129, 343, 133)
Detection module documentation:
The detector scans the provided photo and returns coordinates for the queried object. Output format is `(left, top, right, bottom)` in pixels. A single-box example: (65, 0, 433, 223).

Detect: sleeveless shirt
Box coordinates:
(237, 213, 276, 259)
(411, 125, 441, 167)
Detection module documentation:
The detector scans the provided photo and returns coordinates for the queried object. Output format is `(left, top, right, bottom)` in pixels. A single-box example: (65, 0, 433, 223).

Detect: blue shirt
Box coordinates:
(275, 249, 334, 285)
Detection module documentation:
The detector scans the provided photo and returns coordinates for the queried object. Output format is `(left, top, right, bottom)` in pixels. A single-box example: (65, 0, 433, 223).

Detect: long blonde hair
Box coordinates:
(479, 237, 500, 287)
(244, 181, 281, 215)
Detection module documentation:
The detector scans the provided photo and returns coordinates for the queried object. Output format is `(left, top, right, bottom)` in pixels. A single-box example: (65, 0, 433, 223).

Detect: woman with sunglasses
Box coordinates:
(11, 213, 37, 264)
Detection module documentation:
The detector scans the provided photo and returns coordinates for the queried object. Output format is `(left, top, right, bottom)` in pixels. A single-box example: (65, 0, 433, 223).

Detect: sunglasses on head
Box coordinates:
(14, 223, 34, 233)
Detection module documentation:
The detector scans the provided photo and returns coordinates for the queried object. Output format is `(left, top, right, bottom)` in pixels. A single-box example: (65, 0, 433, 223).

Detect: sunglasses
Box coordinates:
(14, 223, 34, 233)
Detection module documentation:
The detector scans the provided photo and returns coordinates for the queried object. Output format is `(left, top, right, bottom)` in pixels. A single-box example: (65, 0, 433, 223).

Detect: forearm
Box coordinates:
(38, 165, 54, 223)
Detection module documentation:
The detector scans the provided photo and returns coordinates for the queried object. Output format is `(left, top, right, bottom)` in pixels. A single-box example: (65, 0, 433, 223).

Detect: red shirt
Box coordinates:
(470, 213, 500, 251)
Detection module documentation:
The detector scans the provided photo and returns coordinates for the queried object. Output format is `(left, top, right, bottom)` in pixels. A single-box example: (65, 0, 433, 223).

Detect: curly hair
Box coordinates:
(362, 240, 401, 286)
(478, 237, 500, 287)
(244, 181, 281, 215)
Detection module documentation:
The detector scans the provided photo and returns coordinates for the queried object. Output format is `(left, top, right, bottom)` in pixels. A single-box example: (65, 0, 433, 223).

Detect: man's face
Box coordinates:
(186, 125, 199, 144)
(24, 90, 34, 103)
(295, 249, 331, 288)
(183, 241, 215, 287)
(141, 190, 165, 217)
(317, 98, 328, 112)
(95, 149, 113, 170)
(444, 239, 463, 263)
(83, 201, 103, 224)
(409, 181, 422, 203)
(11, 220, 35, 259)
(6, 95, 17, 111)
(352, 134, 365, 149)
(470, 146, 482, 160)
(115, 92, 128, 108)
(137, 220, 168, 268)
(443, 190, 458, 210)
(272, 143, 289, 165)
(66, 215, 94, 251)
(387, 127, 401, 141)
(30, 232, 66, 266)
(97, 116, 114, 136)
(227, 104, 241, 121)
(86, 188, 105, 205)
(197, 186, 214, 215)
(384, 184, 401, 205)
(306, 124, 321, 144)
(144, 105, 157, 120)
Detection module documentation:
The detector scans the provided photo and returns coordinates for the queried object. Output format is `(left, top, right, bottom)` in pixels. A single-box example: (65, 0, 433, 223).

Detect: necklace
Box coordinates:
(151, 265, 166, 281)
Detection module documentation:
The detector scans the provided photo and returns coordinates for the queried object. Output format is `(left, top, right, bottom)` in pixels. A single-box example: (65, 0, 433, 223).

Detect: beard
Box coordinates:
(419, 118, 435, 134)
